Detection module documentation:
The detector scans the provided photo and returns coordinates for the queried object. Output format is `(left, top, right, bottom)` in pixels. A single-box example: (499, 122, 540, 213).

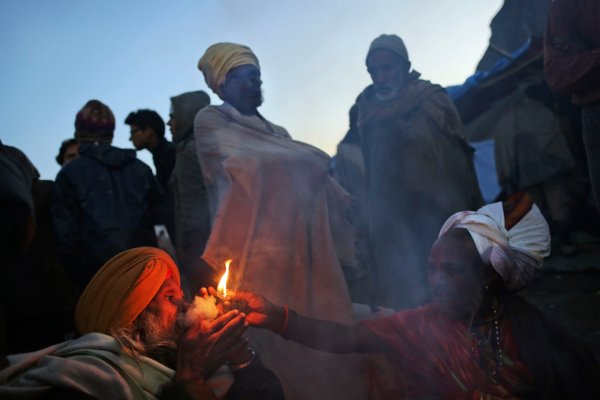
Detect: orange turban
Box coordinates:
(75, 247, 181, 335)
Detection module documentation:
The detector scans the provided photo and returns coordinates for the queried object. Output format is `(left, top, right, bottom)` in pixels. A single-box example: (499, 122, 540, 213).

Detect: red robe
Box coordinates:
(362, 304, 533, 399)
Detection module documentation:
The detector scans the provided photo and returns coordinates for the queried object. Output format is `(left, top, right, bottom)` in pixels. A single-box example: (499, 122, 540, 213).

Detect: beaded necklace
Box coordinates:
(470, 299, 505, 384)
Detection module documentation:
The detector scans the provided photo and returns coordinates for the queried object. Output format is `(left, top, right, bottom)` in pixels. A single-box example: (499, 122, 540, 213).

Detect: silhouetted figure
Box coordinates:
(168, 90, 212, 292)
(125, 109, 175, 197)
(51, 100, 165, 292)
(545, 0, 600, 213)
(55, 138, 79, 167)
(356, 34, 483, 309)
(1, 143, 77, 356)
(125, 109, 176, 243)
(0, 141, 37, 364)
(0, 141, 37, 263)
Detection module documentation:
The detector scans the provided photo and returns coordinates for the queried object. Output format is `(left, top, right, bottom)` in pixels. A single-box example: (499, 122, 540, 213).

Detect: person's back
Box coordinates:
(52, 100, 163, 291)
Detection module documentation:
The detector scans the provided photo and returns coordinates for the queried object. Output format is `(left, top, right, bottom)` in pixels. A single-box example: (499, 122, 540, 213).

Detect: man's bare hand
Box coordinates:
(175, 310, 248, 382)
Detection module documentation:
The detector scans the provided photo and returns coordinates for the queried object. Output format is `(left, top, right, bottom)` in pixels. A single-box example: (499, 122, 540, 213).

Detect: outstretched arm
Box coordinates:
(228, 290, 390, 354)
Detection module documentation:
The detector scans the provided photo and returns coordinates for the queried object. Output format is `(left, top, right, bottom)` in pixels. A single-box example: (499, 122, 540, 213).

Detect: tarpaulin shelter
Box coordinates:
(447, 38, 575, 199)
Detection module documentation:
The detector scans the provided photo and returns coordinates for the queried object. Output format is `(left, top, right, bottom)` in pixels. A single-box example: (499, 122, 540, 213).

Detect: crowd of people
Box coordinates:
(1, 14, 599, 399)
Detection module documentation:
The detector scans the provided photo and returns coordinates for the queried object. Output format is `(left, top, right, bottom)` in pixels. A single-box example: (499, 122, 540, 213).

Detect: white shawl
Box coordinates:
(0, 333, 233, 400)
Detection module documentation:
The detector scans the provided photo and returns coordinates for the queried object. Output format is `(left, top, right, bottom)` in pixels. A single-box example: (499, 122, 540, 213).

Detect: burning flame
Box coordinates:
(217, 259, 232, 297)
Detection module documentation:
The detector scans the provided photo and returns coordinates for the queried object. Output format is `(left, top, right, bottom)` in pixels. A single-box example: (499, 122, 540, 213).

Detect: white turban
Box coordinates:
(438, 202, 551, 290)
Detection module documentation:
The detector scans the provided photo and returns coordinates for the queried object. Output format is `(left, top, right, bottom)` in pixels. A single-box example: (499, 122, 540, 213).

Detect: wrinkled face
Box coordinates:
(62, 143, 79, 166)
(220, 64, 263, 115)
(428, 229, 485, 321)
(129, 124, 152, 150)
(367, 49, 408, 101)
(145, 277, 185, 333)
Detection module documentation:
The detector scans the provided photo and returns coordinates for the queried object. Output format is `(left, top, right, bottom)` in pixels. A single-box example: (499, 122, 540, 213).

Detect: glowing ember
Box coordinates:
(217, 259, 232, 297)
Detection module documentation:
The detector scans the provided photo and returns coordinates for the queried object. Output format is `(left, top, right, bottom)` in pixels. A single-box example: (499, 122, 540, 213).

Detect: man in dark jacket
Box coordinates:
(125, 109, 176, 242)
(52, 100, 165, 292)
(125, 109, 175, 195)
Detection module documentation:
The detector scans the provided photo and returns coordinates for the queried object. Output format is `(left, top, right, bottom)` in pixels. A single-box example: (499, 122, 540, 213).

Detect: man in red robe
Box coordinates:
(233, 195, 600, 399)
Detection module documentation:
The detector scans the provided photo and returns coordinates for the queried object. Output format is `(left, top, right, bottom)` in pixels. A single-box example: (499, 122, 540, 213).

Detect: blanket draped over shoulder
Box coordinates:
(357, 75, 483, 309)
(195, 104, 367, 400)
(0, 333, 234, 400)
(0, 333, 173, 400)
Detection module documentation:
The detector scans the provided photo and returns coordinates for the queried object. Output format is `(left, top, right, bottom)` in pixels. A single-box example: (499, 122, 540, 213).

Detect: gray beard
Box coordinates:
(112, 309, 180, 367)
(375, 87, 398, 101)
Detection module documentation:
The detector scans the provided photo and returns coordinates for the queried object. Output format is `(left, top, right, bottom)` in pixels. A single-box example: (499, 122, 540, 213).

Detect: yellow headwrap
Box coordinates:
(198, 42, 260, 99)
(75, 247, 181, 335)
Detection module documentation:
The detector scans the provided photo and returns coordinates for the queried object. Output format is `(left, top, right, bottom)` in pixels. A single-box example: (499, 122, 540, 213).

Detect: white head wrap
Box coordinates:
(438, 202, 551, 291)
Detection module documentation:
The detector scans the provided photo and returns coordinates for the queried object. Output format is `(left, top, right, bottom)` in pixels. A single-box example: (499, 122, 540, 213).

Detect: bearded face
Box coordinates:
(220, 64, 264, 115)
(367, 49, 409, 101)
(136, 307, 181, 349)
(112, 278, 186, 365)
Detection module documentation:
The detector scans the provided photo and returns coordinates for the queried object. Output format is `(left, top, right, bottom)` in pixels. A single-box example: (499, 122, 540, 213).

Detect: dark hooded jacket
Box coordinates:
(52, 143, 164, 291)
(169, 91, 212, 291)
(0, 142, 36, 264)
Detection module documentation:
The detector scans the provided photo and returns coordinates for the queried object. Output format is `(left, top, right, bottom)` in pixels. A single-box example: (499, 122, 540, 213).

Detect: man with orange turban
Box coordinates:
(0, 247, 284, 400)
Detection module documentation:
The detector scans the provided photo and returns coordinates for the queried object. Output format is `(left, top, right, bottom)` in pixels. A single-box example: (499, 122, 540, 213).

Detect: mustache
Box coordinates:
(242, 88, 263, 97)
(375, 83, 392, 90)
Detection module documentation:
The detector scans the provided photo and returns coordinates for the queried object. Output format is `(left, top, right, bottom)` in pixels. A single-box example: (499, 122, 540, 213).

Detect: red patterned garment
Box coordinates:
(362, 303, 533, 399)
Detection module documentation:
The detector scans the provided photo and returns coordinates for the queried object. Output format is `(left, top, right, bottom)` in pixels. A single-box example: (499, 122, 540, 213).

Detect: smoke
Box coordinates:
(182, 294, 219, 327)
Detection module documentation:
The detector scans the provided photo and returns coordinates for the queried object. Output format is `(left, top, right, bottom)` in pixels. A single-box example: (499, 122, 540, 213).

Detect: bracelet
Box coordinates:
(228, 347, 256, 371)
(277, 305, 289, 335)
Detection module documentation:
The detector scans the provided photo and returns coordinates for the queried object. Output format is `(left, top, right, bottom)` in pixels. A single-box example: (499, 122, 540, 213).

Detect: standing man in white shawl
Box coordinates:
(195, 42, 367, 400)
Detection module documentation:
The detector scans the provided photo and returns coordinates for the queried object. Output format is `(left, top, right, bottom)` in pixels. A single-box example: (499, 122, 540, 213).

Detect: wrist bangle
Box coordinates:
(228, 347, 256, 371)
(277, 305, 289, 335)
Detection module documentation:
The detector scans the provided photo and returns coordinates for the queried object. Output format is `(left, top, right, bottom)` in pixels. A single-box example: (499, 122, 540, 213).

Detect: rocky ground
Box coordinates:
(522, 231, 600, 359)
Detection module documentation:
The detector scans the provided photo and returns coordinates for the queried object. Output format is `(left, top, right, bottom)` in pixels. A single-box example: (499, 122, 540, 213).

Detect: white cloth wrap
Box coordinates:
(0, 333, 233, 400)
(439, 202, 551, 290)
